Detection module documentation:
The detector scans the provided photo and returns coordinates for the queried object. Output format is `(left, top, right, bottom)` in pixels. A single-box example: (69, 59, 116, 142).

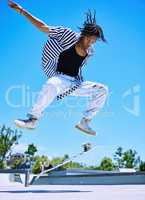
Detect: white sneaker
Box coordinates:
(75, 118, 96, 136)
(14, 118, 37, 129)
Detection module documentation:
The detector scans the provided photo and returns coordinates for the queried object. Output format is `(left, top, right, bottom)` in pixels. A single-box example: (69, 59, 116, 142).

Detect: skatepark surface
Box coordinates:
(0, 182, 145, 200)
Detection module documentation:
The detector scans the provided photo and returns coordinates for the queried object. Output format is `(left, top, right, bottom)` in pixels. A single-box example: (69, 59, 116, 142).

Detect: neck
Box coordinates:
(75, 42, 88, 57)
(76, 42, 85, 50)
(76, 38, 87, 50)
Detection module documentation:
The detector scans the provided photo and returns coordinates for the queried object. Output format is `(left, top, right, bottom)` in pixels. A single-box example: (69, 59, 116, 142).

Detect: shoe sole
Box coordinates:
(75, 125, 96, 136)
(14, 121, 35, 130)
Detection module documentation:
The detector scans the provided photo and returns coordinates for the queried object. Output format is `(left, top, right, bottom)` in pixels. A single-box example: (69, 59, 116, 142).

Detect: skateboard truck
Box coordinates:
(82, 143, 92, 152)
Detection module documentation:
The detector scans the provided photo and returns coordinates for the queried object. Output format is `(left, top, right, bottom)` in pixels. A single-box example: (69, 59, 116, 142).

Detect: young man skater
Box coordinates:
(9, 1, 108, 136)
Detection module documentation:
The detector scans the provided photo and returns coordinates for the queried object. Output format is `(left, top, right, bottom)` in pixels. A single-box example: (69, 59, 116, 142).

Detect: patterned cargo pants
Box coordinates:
(28, 74, 108, 120)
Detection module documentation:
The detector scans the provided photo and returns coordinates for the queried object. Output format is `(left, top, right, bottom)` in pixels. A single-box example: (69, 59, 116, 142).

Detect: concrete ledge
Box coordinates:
(31, 170, 145, 185)
(0, 169, 30, 187)
(1, 169, 145, 186)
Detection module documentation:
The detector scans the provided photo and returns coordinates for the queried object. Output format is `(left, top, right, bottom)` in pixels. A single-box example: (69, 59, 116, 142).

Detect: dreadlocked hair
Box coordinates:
(79, 10, 107, 42)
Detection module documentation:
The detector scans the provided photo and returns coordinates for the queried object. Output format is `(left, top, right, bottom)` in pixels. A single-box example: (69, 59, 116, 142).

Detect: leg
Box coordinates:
(28, 77, 58, 119)
(72, 81, 108, 119)
(15, 75, 72, 128)
(72, 81, 108, 135)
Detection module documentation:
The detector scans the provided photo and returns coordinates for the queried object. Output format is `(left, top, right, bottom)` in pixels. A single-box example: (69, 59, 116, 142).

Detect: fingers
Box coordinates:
(8, 0, 23, 13)
(8, 0, 18, 8)
(8, 0, 14, 6)
(8, 1, 15, 8)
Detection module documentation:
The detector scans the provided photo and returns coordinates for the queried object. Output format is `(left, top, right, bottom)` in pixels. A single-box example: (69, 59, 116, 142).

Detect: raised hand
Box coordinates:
(8, 0, 49, 33)
(8, 0, 23, 14)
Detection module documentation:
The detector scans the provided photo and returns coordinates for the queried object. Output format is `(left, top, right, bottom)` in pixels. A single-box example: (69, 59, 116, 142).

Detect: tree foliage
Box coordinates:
(114, 147, 124, 168)
(123, 149, 140, 168)
(50, 154, 83, 170)
(98, 157, 115, 171)
(25, 144, 37, 157)
(32, 155, 50, 174)
(114, 146, 140, 169)
(0, 125, 22, 169)
(139, 161, 145, 171)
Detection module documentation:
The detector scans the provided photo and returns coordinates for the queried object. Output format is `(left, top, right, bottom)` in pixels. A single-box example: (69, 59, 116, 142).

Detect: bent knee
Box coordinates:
(93, 83, 109, 95)
(102, 85, 109, 95)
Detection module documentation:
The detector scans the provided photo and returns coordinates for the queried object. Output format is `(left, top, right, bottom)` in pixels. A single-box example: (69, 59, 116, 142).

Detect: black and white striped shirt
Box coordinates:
(42, 26, 93, 80)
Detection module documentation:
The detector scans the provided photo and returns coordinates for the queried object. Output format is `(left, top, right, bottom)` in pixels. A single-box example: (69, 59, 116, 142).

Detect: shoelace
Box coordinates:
(22, 118, 37, 123)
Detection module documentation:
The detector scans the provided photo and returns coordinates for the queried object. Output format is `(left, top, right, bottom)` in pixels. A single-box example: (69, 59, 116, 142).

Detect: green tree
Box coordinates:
(50, 154, 68, 170)
(123, 149, 140, 168)
(114, 147, 124, 168)
(32, 155, 50, 174)
(32, 159, 42, 174)
(50, 154, 84, 170)
(139, 161, 145, 171)
(63, 161, 83, 169)
(114, 147, 140, 169)
(25, 144, 37, 157)
(25, 143, 37, 168)
(99, 157, 115, 171)
(0, 125, 22, 169)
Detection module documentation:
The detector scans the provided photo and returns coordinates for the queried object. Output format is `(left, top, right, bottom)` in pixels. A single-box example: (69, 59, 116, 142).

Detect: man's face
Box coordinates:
(81, 35, 97, 49)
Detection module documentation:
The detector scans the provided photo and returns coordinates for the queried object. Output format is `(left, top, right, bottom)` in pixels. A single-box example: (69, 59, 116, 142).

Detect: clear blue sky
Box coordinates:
(0, 0, 145, 166)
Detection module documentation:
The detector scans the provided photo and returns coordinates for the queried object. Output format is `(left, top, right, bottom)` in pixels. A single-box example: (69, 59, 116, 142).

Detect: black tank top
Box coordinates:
(56, 45, 86, 77)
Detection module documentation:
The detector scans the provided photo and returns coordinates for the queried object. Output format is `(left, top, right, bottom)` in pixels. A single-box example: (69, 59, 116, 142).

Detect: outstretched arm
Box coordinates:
(8, 0, 49, 33)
